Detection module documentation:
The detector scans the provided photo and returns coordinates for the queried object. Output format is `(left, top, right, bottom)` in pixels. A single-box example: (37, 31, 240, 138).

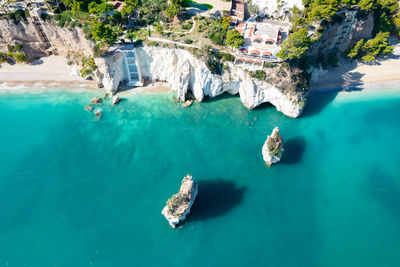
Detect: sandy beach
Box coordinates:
(309, 56, 400, 91)
(1, 53, 399, 93)
(0, 56, 97, 89)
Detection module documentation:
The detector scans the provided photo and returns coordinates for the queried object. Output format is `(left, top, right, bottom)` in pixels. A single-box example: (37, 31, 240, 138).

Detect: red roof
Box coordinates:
(262, 51, 272, 56)
(248, 27, 255, 38)
(239, 48, 248, 53)
(250, 50, 260, 55)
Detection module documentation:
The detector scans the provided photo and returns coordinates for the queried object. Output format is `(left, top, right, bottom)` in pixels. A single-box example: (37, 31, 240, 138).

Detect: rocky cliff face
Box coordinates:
(95, 52, 127, 92)
(136, 47, 306, 117)
(0, 19, 92, 58)
(161, 174, 198, 228)
(308, 9, 374, 58)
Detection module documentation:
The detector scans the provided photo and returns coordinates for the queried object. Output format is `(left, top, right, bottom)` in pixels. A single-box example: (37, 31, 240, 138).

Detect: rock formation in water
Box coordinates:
(112, 95, 120, 105)
(262, 127, 284, 166)
(162, 174, 198, 228)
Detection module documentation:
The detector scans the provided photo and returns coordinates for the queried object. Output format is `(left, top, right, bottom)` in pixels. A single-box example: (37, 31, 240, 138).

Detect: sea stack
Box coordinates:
(112, 95, 120, 105)
(262, 127, 284, 166)
(162, 174, 198, 228)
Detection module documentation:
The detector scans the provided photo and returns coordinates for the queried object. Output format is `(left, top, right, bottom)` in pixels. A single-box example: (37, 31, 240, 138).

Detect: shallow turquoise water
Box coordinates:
(0, 88, 400, 267)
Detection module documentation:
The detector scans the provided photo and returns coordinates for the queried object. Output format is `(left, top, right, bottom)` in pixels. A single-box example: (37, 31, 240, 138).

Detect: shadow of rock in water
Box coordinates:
(281, 136, 306, 165)
(302, 91, 338, 118)
(368, 167, 400, 223)
(189, 179, 246, 221)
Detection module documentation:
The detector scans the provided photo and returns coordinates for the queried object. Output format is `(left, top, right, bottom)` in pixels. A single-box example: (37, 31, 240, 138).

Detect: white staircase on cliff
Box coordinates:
(122, 49, 143, 87)
(32, 16, 51, 50)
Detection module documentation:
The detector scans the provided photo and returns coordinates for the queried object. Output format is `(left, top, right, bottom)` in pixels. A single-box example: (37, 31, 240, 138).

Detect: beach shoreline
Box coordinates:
(1, 55, 399, 95)
(0, 56, 97, 90)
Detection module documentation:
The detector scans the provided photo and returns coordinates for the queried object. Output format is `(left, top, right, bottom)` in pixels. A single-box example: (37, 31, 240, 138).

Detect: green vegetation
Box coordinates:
(303, 0, 400, 35)
(0, 52, 7, 63)
(266, 131, 283, 158)
(276, 28, 310, 60)
(7, 9, 29, 23)
(14, 53, 27, 63)
(250, 70, 267, 80)
(226, 30, 244, 49)
(347, 31, 393, 61)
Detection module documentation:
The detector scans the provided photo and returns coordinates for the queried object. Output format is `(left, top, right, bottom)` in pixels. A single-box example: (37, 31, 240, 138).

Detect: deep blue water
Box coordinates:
(0, 88, 399, 267)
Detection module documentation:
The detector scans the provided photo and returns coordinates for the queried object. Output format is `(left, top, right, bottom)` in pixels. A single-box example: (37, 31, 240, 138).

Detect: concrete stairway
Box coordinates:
(32, 16, 51, 49)
(122, 48, 143, 87)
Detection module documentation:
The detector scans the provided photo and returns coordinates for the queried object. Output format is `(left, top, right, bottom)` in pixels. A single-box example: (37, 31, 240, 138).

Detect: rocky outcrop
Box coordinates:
(136, 47, 306, 117)
(308, 9, 374, 58)
(162, 174, 198, 228)
(262, 127, 284, 166)
(0, 18, 92, 59)
(112, 95, 120, 105)
(95, 52, 127, 94)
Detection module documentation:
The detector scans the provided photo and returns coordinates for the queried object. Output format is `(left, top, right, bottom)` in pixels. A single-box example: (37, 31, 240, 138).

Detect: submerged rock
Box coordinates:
(262, 127, 284, 166)
(112, 95, 120, 105)
(162, 174, 198, 228)
(94, 108, 102, 120)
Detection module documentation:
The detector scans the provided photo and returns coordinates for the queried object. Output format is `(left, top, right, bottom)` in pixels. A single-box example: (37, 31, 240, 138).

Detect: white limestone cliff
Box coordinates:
(162, 175, 198, 228)
(134, 47, 305, 118)
(262, 127, 284, 166)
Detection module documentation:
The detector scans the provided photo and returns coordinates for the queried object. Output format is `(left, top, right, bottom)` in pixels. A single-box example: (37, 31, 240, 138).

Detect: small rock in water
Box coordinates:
(103, 93, 109, 100)
(85, 105, 93, 111)
(262, 127, 284, 166)
(161, 174, 198, 228)
(112, 95, 120, 105)
(91, 97, 101, 104)
(182, 100, 193, 108)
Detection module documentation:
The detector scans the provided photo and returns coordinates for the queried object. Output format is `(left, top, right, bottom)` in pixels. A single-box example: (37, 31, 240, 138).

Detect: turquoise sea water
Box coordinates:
(0, 88, 400, 267)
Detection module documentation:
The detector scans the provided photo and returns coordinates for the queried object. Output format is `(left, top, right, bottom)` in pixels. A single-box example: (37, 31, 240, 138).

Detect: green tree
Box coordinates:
(276, 28, 310, 60)
(165, 3, 180, 19)
(226, 29, 244, 49)
(347, 32, 393, 61)
(91, 21, 118, 46)
(347, 39, 365, 58)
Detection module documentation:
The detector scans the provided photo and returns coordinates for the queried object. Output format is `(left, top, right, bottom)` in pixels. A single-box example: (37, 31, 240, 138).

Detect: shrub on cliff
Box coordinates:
(206, 58, 222, 75)
(14, 53, 27, 63)
(347, 32, 393, 61)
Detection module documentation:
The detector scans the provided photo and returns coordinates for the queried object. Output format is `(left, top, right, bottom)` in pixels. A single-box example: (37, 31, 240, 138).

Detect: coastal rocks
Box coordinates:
(135, 47, 305, 117)
(182, 99, 193, 108)
(91, 97, 101, 104)
(162, 174, 198, 228)
(95, 53, 127, 94)
(112, 95, 120, 105)
(262, 127, 284, 166)
(137, 47, 240, 102)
